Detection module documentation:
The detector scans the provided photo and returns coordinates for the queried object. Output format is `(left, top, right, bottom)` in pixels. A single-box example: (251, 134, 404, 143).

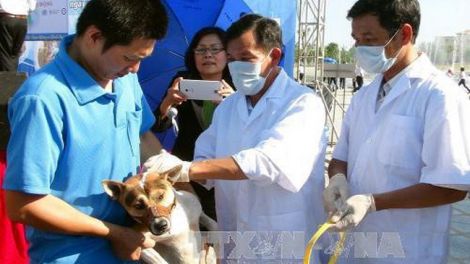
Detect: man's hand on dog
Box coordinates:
(107, 225, 156, 261)
(142, 150, 191, 182)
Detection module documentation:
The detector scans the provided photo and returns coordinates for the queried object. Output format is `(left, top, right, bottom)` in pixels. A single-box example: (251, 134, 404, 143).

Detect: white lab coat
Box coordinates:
(194, 68, 327, 262)
(333, 54, 470, 264)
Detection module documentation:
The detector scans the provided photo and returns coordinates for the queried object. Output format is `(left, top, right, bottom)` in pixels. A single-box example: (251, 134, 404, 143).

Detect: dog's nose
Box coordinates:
(150, 217, 171, 236)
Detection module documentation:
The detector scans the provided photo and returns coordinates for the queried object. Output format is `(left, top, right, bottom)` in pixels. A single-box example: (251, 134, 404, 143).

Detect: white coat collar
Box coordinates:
(376, 53, 430, 112)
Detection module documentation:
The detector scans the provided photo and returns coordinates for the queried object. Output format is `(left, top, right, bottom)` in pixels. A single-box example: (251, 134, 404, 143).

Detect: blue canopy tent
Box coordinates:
(137, 0, 297, 150)
(324, 57, 337, 64)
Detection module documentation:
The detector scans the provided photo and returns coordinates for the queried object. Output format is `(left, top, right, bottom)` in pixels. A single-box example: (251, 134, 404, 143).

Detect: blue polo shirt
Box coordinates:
(4, 35, 155, 264)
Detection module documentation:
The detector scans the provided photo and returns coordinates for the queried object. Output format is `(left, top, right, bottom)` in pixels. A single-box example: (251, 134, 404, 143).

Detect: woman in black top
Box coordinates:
(152, 27, 234, 220)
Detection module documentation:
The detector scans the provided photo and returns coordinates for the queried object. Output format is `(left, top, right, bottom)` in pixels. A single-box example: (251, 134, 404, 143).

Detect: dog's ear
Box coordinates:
(102, 180, 124, 200)
(163, 165, 183, 184)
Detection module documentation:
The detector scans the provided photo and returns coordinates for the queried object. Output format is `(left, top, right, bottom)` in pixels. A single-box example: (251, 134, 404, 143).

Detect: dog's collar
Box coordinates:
(131, 194, 177, 225)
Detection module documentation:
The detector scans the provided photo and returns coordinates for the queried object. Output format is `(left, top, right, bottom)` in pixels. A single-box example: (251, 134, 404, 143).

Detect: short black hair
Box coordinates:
(184, 27, 231, 82)
(347, 0, 420, 43)
(76, 0, 169, 52)
(226, 13, 283, 53)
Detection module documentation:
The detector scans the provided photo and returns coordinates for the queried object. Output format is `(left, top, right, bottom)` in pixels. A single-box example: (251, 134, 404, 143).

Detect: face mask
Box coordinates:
(355, 29, 402, 74)
(228, 51, 273, 96)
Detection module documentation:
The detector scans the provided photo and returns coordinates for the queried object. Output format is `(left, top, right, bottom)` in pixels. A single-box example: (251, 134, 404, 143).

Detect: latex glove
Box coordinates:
(142, 150, 191, 182)
(323, 174, 350, 216)
(330, 194, 376, 231)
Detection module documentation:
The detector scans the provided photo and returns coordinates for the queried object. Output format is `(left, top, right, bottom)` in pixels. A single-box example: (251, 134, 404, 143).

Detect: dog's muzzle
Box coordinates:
(149, 197, 177, 236)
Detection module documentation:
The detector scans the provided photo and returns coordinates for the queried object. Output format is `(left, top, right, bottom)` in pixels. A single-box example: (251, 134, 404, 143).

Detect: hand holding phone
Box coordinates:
(179, 79, 223, 101)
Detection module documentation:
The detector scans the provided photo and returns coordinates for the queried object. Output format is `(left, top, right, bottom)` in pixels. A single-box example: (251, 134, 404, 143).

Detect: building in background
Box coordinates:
(421, 30, 470, 71)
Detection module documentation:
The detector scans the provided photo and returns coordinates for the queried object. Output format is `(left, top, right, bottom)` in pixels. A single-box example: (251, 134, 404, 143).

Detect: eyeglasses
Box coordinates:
(193, 47, 225, 55)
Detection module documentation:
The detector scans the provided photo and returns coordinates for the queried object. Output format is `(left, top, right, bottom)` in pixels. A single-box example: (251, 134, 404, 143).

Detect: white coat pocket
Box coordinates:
(377, 115, 423, 181)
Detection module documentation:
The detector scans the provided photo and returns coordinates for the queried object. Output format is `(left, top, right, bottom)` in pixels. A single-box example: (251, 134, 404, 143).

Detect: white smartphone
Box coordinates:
(179, 79, 223, 101)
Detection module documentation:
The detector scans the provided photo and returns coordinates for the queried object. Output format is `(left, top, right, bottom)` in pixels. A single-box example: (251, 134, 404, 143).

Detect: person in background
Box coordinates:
(352, 63, 364, 93)
(339, 61, 346, 89)
(445, 68, 454, 79)
(152, 26, 234, 221)
(144, 14, 327, 263)
(298, 62, 305, 83)
(0, 0, 36, 71)
(3, 0, 168, 263)
(324, 0, 470, 263)
(328, 76, 337, 87)
(458, 67, 470, 93)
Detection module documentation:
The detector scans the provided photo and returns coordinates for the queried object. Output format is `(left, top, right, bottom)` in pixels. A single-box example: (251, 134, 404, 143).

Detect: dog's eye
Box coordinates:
(134, 203, 145, 210)
(158, 194, 164, 200)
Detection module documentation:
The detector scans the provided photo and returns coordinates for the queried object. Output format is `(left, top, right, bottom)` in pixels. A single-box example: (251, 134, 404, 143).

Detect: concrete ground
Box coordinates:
(448, 198, 470, 264)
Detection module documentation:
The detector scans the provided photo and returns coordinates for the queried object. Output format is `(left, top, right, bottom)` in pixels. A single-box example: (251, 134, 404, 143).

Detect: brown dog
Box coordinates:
(102, 166, 218, 264)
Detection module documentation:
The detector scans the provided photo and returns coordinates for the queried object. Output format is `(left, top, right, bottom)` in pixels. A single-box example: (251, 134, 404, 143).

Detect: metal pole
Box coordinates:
(296, 0, 303, 81)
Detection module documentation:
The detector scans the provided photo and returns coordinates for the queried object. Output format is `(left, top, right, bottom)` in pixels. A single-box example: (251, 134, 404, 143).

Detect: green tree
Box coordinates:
(325, 42, 340, 62)
(340, 46, 354, 63)
(348, 46, 356, 62)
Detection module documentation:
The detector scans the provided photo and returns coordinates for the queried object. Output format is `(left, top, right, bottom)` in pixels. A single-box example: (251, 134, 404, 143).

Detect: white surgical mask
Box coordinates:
(228, 52, 273, 96)
(355, 29, 402, 74)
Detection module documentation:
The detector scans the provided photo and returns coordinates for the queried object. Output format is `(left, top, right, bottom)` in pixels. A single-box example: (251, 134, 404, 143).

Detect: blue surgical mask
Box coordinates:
(228, 52, 273, 96)
(355, 29, 402, 74)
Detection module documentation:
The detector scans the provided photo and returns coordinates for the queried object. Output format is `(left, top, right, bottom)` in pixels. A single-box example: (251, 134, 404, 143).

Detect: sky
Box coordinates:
(325, 0, 470, 48)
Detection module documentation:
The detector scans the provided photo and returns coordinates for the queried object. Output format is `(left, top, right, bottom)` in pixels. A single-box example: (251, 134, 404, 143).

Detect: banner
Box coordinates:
(25, 0, 68, 40)
(18, 0, 86, 75)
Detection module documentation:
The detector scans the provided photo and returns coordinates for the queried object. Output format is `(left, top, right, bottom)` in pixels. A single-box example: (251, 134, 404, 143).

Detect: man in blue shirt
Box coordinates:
(3, 0, 168, 263)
